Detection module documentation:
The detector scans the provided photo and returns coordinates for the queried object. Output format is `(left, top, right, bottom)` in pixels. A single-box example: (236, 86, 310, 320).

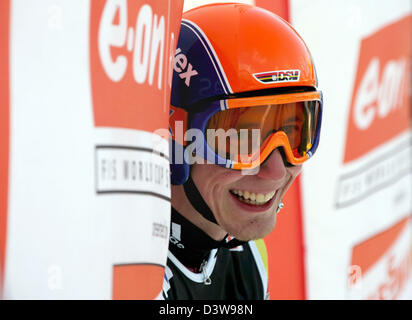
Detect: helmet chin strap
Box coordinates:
(183, 174, 218, 225)
(182, 174, 246, 249)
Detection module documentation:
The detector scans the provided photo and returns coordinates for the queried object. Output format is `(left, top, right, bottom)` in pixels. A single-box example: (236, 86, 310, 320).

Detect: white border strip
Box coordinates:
(219, 100, 227, 110)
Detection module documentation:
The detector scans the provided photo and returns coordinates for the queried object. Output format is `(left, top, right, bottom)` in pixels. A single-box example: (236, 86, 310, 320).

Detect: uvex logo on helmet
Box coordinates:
(90, 0, 181, 131)
(344, 15, 411, 163)
(173, 48, 198, 87)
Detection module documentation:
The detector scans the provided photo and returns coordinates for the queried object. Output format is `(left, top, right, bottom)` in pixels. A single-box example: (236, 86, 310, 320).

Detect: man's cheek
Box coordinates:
(293, 165, 303, 177)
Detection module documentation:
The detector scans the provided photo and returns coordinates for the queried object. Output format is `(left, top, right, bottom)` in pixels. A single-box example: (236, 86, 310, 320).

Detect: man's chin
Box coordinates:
(225, 217, 277, 242)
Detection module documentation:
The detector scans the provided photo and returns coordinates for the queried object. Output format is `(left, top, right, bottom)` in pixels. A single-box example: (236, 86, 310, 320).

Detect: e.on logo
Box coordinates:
(90, 0, 183, 132)
(344, 15, 411, 163)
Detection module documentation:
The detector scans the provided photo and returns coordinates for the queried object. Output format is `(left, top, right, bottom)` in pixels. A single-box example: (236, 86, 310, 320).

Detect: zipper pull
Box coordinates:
(200, 260, 212, 285)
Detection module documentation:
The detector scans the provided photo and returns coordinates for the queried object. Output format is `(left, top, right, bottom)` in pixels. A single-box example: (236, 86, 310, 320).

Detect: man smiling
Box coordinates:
(163, 3, 322, 300)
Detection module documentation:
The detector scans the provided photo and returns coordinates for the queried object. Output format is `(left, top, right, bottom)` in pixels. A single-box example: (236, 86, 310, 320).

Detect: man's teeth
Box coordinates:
(230, 189, 276, 205)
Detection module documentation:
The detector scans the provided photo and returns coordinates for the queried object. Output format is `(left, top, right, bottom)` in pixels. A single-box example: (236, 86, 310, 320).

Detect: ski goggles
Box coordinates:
(172, 90, 322, 170)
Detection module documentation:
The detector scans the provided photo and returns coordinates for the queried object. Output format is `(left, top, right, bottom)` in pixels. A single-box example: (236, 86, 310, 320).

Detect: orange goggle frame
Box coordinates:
(171, 91, 322, 170)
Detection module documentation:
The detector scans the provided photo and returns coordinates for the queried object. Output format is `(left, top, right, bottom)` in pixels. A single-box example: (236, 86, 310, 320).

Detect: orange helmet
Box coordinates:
(170, 3, 322, 185)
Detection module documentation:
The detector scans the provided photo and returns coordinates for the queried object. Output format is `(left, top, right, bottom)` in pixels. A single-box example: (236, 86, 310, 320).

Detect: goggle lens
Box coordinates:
(205, 100, 320, 164)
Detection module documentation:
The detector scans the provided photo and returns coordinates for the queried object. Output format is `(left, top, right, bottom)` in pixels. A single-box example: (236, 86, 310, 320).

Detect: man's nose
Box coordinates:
(256, 148, 287, 181)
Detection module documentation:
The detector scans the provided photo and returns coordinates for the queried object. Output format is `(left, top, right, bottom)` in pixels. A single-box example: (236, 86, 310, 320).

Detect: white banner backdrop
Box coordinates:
(3, 0, 183, 299)
(291, 0, 412, 299)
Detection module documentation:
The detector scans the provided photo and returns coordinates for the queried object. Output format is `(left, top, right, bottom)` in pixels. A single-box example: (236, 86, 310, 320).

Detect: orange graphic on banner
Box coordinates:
(344, 15, 412, 163)
(350, 216, 411, 299)
(351, 217, 409, 275)
(90, 0, 182, 132)
(255, 0, 289, 22)
(0, 0, 10, 296)
(112, 264, 164, 299)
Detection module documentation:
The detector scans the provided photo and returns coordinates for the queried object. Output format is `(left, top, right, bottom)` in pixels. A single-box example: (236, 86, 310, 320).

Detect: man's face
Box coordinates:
(190, 149, 302, 241)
